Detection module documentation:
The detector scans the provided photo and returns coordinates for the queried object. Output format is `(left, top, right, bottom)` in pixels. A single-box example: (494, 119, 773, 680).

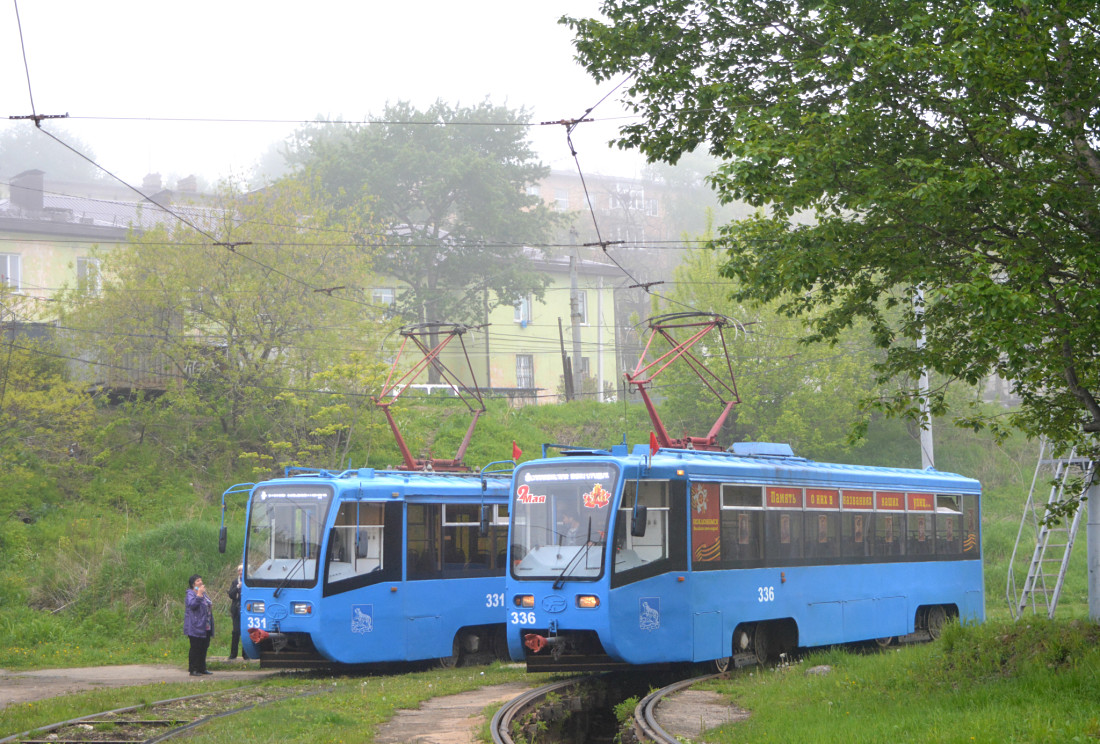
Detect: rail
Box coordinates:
(489, 676, 588, 744)
(634, 673, 724, 744)
(1, 684, 322, 744)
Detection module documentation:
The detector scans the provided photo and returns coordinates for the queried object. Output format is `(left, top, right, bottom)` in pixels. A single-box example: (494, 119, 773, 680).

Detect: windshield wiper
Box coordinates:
(552, 519, 594, 590)
(273, 538, 309, 598)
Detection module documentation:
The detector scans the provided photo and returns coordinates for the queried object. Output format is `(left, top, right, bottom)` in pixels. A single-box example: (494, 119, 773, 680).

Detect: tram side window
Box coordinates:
(612, 480, 686, 586)
(765, 511, 803, 561)
(721, 485, 763, 564)
(441, 504, 507, 577)
(907, 512, 935, 556)
(328, 502, 384, 580)
(621, 480, 670, 564)
(407, 504, 442, 580)
(804, 511, 839, 560)
(841, 513, 874, 559)
(961, 493, 980, 559)
(874, 512, 905, 557)
(936, 495, 963, 556)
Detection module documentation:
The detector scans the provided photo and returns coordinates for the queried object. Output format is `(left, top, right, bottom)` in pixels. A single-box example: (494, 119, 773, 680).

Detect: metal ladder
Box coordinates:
(1006, 440, 1094, 619)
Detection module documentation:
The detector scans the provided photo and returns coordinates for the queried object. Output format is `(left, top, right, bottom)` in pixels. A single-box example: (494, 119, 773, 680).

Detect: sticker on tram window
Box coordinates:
(516, 485, 546, 504)
(639, 597, 660, 631)
(351, 604, 374, 634)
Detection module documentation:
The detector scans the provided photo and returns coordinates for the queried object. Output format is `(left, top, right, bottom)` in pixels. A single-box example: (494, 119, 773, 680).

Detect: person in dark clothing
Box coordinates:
(227, 564, 242, 660)
(184, 574, 214, 676)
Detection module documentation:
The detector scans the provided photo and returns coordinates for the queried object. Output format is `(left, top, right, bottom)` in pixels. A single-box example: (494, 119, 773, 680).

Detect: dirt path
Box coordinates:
(654, 688, 749, 742)
(0, 660, 276, 708)
(372, 681, 532, 744)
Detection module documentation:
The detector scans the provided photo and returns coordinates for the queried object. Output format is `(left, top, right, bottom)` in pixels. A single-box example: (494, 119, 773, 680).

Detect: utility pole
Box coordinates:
(570, 249, 584, 399)
(1089, 477, 1100, 622)
(558, 318, 574, 401)
(915, 287, 934, 469)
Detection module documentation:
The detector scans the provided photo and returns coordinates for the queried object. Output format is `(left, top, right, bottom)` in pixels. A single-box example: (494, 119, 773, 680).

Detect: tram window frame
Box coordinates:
(441, 503, 508, 577)
(764, 509, 803, 561)
(720, 484, 764, 565)
(804, 511, 840, 560)
(935, 494, 964, 556)
(611, 479, 686, 587)
(841, 512, 874, 559)
(874, 510, 905, 558)
(407, 504, 442, 580)
(906, 511, 935, 556)
(323, 501, 402, 596)
(961, 493, 981, 559)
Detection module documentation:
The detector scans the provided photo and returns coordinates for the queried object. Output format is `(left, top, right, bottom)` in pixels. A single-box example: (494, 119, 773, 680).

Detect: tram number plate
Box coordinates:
(757, 586, 775, 603)
(486, 592, 506, 608)
(246, 616, 268, 629)
(509, 611, 536, 625)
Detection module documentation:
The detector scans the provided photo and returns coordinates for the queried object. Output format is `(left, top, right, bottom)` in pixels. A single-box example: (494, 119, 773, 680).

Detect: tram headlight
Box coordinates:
(246, 601, 265, 614)
(291, 602, 312, 616)
(576, 595, 600, 609)
(513, 594, 534, 608)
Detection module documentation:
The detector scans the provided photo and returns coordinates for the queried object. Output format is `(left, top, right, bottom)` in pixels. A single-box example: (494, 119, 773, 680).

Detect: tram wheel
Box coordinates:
(753, 624, 770, 665)
(438, 637, 462, 669)
(874, 636, 896, 648)
(711, 655, 731, 673)
(925, 605, 947, 640)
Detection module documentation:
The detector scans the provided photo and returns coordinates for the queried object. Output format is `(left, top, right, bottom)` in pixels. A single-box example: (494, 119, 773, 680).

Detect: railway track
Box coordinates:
(0, 683, 322, 744)
(632, 673, 723, 743)
(489, 676, 595, 744)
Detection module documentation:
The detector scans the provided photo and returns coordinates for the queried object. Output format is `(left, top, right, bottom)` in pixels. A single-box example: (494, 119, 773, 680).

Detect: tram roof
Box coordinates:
(535, 443, 981, 493)
(252, 467, 513, 497)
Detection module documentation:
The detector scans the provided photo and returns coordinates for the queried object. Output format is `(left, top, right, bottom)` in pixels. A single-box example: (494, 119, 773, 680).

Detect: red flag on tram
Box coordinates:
(512, 441, 523, 461)
(649, 431, 659, 456)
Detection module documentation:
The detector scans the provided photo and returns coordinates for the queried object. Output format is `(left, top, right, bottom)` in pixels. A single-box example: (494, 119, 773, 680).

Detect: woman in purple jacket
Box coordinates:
(184, 574, 214, 676)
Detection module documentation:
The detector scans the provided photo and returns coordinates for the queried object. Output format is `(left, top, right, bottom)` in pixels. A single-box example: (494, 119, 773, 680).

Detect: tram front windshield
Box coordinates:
(510, 462, 619, 581)
(245, 485, 332, 587)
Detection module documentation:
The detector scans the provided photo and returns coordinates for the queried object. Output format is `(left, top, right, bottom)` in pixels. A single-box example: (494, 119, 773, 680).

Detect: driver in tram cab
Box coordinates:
(560, 511, 583, 546)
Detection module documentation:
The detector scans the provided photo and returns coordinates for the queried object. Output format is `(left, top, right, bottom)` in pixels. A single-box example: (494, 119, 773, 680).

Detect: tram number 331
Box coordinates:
(757, 586, 775, 603)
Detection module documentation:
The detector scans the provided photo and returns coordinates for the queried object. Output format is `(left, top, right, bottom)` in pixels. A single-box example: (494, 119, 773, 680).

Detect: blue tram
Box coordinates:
(224, 464, 513, 667)
(505, 442, 982, 671)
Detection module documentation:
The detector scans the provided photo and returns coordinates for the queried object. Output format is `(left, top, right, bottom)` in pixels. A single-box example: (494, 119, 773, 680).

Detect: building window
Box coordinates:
(516, 354, 534, 388)
(554, 189, 569, 212)
(77, 257, 101, 295)
(526, 184, 541, 198)
(371, 287, 395, 306)
(513, 296, 532, 325)
(1, 253, 21, 291)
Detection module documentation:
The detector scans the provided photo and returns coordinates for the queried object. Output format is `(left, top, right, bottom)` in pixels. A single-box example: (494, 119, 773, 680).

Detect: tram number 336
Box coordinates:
(757, 586, 775, 603)
(510, 611, 536, 625)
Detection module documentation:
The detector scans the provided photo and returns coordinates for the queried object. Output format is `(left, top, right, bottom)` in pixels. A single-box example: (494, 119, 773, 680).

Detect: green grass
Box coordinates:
(0, 664, 534, 743)
(700, 619, 1100, 744)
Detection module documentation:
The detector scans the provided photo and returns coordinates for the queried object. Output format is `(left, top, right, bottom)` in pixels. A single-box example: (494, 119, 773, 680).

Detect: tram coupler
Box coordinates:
(524, 633, 566, 656)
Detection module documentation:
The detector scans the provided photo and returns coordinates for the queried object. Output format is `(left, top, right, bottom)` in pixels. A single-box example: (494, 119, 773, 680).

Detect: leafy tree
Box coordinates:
(566, 2, 1100, 451)
(59, 177, 390, 464)
(0, 124, 101, 182)
(0, 289, 97, 521)
(286, 100, 563, 328)
(655, 223, 893, 462)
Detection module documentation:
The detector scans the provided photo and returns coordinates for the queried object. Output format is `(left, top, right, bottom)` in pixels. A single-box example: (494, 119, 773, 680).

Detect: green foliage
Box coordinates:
(566, 1, 1100, 455)
(287, 100, 563, 327)
(702, 619, 1100, 743)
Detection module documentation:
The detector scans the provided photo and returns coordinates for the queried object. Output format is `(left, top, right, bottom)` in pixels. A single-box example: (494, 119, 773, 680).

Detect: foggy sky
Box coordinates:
(0, 0, 643, 188)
